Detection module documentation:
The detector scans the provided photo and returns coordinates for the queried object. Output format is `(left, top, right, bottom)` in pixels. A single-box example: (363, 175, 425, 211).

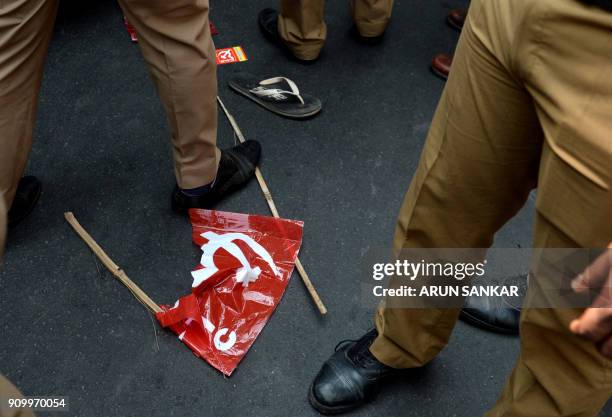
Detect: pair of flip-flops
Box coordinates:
(229, 72, 321, 119)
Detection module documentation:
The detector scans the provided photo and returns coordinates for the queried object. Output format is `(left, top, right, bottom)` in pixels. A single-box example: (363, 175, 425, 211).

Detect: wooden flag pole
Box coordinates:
(64, 212, 162, 314)
(217, 96, 328, 315)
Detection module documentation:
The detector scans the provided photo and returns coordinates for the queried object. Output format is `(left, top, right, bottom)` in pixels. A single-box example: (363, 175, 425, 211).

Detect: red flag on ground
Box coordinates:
(156, 209, 304, 376)
(215, 46, 248, 65)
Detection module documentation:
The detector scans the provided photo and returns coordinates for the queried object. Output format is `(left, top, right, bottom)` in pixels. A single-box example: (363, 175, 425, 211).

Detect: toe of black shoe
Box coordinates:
(206, 140, 261, 203)
(258, 8, 280, 41)
(308, 350, 368, 415)
(309, 368, 360, 415)
(230, 139, 261, 168)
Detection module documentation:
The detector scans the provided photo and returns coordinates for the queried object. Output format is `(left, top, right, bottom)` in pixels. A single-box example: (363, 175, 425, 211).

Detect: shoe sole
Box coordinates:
(308, 383, 364, 416)
(459, 309, 519, 335)
(431, 66, 449, 81)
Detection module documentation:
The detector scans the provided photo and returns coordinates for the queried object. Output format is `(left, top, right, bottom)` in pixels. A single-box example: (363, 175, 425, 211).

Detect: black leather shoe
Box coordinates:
(459, 275, 526, 335)
(171, 140, 261, 214)
(8, 176, 42, 228)
(258, 8, 318, 64)
(258, 8, 282, 44)
(309, 329, 403, 415)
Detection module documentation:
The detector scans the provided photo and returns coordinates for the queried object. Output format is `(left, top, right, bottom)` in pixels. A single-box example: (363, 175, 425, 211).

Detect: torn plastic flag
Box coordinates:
(155, 209, 304, 376)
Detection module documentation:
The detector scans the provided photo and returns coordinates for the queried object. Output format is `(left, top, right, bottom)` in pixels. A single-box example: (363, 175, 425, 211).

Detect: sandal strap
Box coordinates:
(249, 76, 305, 104)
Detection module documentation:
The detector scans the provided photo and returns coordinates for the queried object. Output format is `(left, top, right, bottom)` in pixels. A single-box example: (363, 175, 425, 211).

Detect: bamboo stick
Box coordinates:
(64, 212, 162, 314)
(217, 96, 327, 315)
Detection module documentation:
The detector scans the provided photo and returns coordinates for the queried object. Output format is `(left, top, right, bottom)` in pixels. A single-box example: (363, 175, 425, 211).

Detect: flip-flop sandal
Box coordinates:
(229, 73, 322, 119)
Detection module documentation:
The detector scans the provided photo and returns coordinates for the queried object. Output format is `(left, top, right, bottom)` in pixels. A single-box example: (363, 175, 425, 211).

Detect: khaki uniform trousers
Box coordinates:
(0, 374, 35, 417)
(0, 0, 220, 219)
(369, 0, 612, 416)
(278, 0, 394, 60)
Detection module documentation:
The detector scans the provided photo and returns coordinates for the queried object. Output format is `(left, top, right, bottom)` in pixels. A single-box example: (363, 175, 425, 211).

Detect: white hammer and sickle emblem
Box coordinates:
(180, 232, 281, 352)
(191, 231, 282, 288)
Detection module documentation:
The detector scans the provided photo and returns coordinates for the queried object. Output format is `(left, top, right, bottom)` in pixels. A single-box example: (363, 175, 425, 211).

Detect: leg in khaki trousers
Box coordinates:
(0, 0, 219, 219)
(0, 26, 33, 415)
(278, 0, 393, 60)
(369, 0, 612, 415)
(0, 375, 35, 417)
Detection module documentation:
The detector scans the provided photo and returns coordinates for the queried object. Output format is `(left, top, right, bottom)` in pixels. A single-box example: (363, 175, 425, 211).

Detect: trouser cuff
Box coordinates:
(354, 19, 389, 37)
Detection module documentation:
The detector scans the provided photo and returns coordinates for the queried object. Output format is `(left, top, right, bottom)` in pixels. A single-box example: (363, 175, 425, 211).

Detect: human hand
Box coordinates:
(570, 244, 612, 358)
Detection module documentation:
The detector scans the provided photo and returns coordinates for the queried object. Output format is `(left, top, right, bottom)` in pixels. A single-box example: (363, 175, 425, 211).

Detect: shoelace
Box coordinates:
(334, 334, 378, 368)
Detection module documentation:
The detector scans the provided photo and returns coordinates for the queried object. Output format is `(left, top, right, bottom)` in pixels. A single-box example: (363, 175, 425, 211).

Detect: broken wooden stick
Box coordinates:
(217, 96, 327, 315)
(64, 212, 162, 314)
